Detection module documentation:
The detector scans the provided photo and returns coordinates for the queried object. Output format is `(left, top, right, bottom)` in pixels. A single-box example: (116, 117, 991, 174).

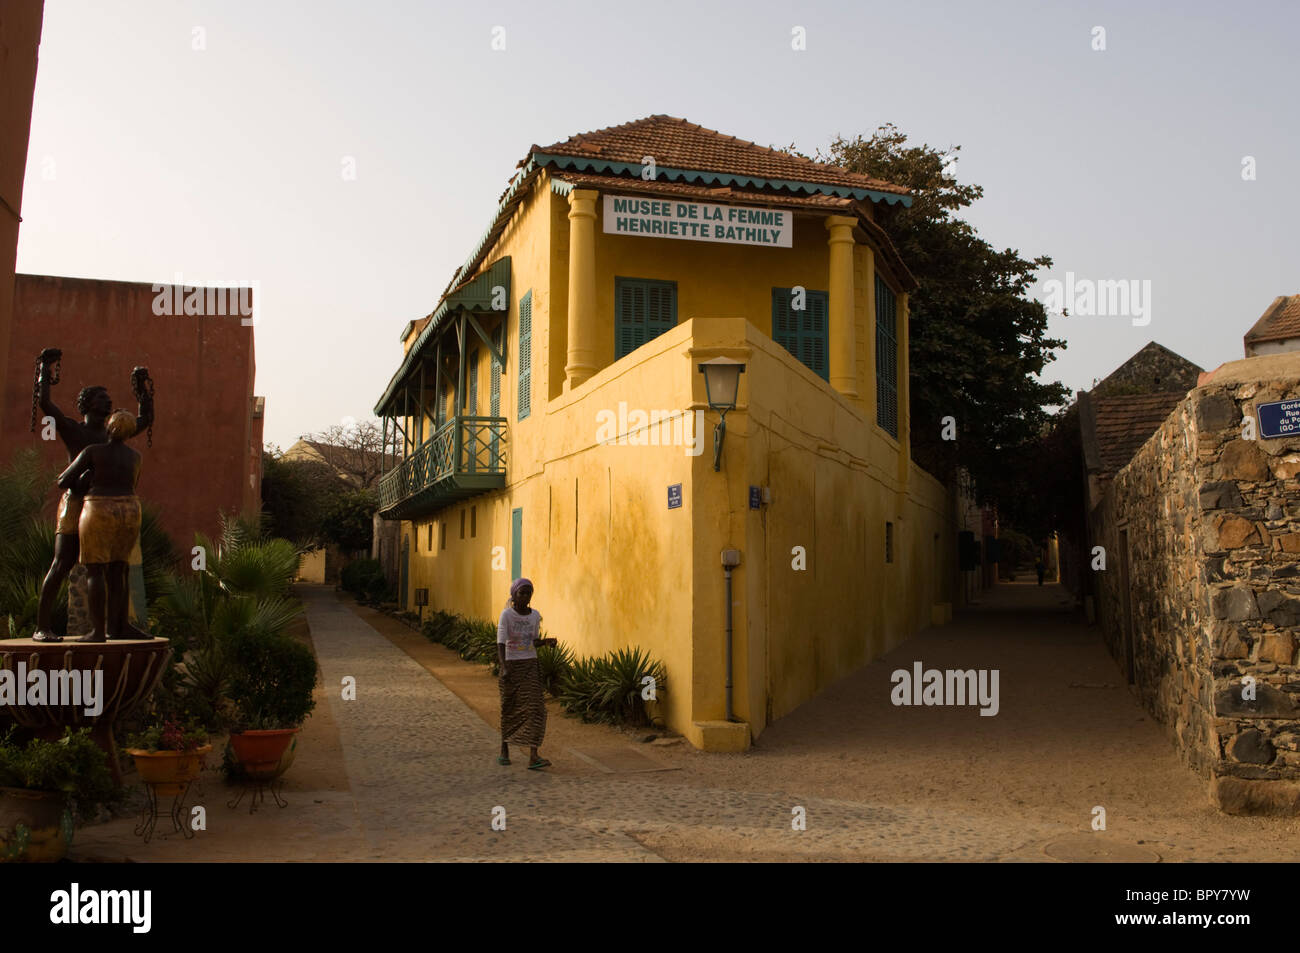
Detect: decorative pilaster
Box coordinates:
(825, 215, 858, 402)
(565, 189, 599, 389)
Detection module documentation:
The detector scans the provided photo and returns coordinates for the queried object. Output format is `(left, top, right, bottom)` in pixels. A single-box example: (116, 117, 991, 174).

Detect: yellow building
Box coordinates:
(374, 117, 956, 750)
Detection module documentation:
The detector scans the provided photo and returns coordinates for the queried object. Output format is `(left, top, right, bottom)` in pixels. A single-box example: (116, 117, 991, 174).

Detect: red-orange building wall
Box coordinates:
(3, 273, 263, 548)
(0, 2, 46, 429)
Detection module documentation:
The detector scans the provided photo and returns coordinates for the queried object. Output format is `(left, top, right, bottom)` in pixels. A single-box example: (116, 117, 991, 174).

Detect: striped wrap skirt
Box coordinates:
(499, 657, 547, 748)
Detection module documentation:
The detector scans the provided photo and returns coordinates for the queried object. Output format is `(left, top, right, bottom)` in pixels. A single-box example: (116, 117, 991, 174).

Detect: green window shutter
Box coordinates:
(615, 277, 677, 361)
(875, 275, 898, 438)
(771, 288, 828, 381)
(468, 348, 478, 414)
(518, 291, 532, 420)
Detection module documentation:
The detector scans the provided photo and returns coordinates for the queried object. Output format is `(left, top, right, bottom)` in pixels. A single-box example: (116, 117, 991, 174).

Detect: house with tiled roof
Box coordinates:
(1243, 295, 1300, 357)
(373, 116, 957, 749)
(1079, 343, 1205, 508)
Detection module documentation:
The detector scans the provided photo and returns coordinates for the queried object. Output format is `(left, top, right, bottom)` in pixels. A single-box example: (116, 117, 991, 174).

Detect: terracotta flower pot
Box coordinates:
(128, 745, 212, 798)
(229, 729, 299, 780)
(0, 786, 74, 863)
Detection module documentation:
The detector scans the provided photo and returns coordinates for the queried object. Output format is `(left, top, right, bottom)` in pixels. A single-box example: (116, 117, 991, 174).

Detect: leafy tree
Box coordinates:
(819, 125, 1070, 516)
(260, 444, 347, 547)
(320, 490, 378, 554)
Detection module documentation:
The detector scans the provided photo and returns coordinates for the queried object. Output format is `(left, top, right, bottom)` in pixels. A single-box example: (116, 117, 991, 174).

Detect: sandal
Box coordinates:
(496, 755, 511, 766)
(527, 758, 552, 770)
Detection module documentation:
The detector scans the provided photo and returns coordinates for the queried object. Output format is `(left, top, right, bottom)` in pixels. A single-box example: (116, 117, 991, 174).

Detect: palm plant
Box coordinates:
(153, 515, 304, 727)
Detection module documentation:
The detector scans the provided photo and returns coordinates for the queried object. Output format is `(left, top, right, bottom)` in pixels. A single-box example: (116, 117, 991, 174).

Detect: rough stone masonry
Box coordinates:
(1092, 356, 1300, 814)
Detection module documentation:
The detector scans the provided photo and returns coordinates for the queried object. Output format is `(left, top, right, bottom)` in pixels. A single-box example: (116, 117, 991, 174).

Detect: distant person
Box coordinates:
(496, 578, 556, 769)
(57, 410, 147, 642)
(1035, 556, 1046, 586)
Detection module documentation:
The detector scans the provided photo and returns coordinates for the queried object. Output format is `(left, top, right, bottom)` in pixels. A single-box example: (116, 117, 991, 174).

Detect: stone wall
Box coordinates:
(1092, 365, 1300, 813)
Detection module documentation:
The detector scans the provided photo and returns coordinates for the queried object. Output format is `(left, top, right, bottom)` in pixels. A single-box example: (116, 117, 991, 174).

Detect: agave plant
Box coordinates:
(536, 641, 574, 696)
(421, 610, 458, 644)
(558, 647, 666, 725)
(593, 647, 667, 726)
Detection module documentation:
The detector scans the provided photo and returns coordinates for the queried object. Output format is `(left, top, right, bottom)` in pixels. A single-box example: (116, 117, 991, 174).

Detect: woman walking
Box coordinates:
(497, 578, 555, 769)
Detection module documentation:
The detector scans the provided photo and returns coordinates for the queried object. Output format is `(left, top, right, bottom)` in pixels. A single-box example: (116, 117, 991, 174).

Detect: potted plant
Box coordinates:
(125, 718, 211, 797)
(0, 727, 118, 862)
(225, 628, 317, 781)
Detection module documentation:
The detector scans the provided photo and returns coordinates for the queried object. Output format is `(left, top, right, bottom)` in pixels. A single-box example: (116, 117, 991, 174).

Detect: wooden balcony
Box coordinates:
(377, 415, 507, 520)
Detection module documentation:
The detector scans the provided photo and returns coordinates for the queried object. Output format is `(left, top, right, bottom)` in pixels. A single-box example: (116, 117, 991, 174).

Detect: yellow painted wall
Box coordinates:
(297, 547, 326, 584)
(394, 171, 956, 748)
(687, 318, 953, 736)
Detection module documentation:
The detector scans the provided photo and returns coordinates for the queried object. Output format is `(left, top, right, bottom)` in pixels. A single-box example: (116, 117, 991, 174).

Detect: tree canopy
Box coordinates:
(820, 124, 1070, 516)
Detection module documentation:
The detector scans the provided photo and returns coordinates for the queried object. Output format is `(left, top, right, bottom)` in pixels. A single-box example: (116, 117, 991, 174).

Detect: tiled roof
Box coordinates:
(535, 116, 911, 197)
(1244, 295, 1300, 345)
(1092, 392, 1186, 478)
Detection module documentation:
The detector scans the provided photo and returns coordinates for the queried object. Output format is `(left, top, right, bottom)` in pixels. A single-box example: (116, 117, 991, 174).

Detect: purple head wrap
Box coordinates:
(510, 577, 533, 597)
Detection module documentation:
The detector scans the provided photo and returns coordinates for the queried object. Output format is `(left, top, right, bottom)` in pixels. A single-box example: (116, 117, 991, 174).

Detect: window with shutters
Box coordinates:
(771, 288, 829, 381)
(875, 275, 899, 438)
(517, 291, 532, 420)
(615, 277, 677, 361)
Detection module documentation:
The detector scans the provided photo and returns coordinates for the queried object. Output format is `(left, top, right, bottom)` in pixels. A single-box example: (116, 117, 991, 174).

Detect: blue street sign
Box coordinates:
(668, 483, 682, 509)
(1257, 399, 1300, 439)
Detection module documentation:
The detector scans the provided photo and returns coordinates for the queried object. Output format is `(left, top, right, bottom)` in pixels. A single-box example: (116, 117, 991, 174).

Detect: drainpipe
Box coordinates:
(721, 548, 741, 721)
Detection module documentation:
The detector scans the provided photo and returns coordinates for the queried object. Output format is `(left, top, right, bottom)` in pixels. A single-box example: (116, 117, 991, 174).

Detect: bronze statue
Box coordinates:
(30, 348, 154, 643)
(57, 411, 145, 643)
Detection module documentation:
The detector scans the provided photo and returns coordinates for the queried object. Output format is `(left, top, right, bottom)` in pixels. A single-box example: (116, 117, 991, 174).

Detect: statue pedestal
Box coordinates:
(0, 638, 171, 785)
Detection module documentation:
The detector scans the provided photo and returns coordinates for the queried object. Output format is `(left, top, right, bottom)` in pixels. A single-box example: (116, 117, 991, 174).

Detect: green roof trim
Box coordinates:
(374, 257, 511, 414)
(532, 152, 912, 208)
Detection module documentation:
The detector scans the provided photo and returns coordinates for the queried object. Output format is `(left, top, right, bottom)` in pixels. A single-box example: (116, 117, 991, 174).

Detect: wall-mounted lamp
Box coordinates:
(698, 357, 746, 471)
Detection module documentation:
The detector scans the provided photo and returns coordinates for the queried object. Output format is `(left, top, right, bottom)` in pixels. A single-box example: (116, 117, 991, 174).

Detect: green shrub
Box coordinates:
(421, 611, 458, 644)
(363, 572, 389, 604)
(340, 558, 382, 594)
(0, 727, 120, 817)
(226, 629, 318, 729)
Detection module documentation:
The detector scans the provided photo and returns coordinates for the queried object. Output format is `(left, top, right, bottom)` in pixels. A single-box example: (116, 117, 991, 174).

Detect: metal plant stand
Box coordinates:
(227, 776, 287, 814)
(135, 781, 198, 843)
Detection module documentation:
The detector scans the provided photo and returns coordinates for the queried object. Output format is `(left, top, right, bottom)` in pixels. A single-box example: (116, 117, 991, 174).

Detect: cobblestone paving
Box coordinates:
(77, 584, 1294, 862)
(304, 589, 1066, 862)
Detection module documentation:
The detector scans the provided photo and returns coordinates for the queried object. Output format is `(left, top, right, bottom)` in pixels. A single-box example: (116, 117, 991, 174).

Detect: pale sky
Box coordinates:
(17, 0, 1299, 448)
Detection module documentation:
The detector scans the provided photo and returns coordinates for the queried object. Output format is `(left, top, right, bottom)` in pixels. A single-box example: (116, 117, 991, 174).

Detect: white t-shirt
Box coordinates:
(497, 607, 542, 660)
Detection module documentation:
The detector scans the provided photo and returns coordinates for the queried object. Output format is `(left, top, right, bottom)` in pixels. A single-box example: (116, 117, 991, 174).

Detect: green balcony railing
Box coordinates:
(378, 416, 508, 519)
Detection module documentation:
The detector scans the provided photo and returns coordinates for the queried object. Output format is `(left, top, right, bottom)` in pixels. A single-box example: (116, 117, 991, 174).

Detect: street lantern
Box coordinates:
(698, 357, 746, 471)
